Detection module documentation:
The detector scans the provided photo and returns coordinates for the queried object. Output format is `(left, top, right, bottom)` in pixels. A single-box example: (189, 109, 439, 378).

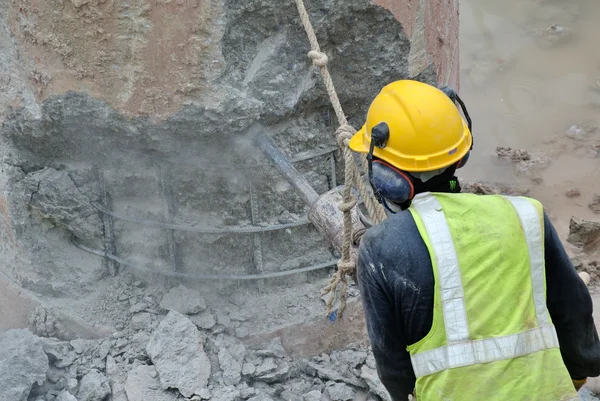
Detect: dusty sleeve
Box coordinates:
(356, 225, 418, 401)
(544, 212, 600, 379)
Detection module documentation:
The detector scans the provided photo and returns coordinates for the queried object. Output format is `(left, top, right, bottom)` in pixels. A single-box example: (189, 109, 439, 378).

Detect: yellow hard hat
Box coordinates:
(348, 80, 472, 172)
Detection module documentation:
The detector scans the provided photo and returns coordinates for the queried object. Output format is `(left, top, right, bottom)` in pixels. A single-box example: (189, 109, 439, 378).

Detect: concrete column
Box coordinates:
(375, 0, 461, 90)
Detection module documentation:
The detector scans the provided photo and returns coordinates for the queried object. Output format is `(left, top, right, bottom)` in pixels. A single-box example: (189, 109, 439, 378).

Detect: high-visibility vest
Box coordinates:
(406, 192, 579, 401)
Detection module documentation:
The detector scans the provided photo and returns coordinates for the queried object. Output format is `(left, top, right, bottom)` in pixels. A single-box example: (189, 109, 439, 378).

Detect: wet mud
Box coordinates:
(459, 0, 600, 258)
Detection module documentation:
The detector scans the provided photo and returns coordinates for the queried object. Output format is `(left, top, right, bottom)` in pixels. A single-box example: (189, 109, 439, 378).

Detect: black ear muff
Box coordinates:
(371, 160, 415, 205)
(456, 150, 470, 169)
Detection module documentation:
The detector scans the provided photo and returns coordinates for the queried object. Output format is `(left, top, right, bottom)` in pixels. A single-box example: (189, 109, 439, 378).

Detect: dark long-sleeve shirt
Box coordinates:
(356, 202, 600, 401)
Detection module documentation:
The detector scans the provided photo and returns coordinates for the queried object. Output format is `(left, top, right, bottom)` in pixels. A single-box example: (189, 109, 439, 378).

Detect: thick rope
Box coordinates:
(294, 0, 348, 126)
(293, 0, 387, 319)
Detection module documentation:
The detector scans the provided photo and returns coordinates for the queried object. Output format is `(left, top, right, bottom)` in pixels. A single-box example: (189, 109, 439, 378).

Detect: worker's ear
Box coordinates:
(371, 160, 414, 205)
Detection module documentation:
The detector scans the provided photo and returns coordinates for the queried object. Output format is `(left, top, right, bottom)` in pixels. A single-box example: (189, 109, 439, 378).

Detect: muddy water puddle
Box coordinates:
(458, 0, 600, 243)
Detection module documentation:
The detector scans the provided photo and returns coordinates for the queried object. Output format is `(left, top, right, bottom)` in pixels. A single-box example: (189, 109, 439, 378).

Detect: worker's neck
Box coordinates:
(389, 177, 462, 212)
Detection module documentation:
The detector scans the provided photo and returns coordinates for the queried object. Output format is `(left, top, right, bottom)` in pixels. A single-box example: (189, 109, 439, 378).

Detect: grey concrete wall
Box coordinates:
(0, 0, 459, 335)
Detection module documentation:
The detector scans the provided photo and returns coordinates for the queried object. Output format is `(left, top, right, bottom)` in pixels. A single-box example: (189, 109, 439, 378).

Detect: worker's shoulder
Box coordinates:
(361, 209, 420, 250)
(438, 191, 545, 210)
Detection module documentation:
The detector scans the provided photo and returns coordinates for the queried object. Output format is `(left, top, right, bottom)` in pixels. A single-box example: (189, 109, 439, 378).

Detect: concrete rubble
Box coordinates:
(568, 217, 600, 248)
(0, 303, 393, 401)
(0, 329, 48, 401)
(495, 146, 550, 177)
(146, 311, 212, 397)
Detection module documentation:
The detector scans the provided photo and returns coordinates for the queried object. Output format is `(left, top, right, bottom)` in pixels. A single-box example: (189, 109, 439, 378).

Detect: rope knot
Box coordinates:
(337, 259, 355, 275)
(336, 124, 356, 148)
(338, 198, 357, 213)
(308, 50, 329, 67)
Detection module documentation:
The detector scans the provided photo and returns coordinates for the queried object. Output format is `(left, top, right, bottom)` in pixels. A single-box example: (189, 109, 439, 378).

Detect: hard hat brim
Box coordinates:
(348, 125, 369, 154)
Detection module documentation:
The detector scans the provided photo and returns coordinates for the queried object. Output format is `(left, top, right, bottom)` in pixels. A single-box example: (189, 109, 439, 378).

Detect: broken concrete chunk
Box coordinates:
(146, 311, 211, 398)
(255, 357, 278, 375)
(129, 302, 148, 314)
(96, 339, 112, 360)
(0, 329, 49, 401)
(280, 390, 304, 401)
(70, 339, 92, 354)
(54, 354, 77, 369)
(589, 194, 600, 214)
(41, 340, 62, 358)
(198, 388, 211, 400)
(27, 168, 103, 240)
(533, 24, 574, 48)
(255, 338, 287, 358)
(360, 365, 391, 401)
(159, 285, 207, 314)
(496, 146, 531, 162)
(330, 349, 367, 369)
(190, 311, 216, 330)
(254, 360, 291, 384)
(235, 326, 250, 339)
(303, 361, 365, 388)
(218, 347, 242, 386)
(56, 390, 78, 401)
(217, 312, 232, 327)
(325, 382, 356, 401)
(239, 386, 256, 399)
(565, 125, 597, 140)
(210, 386, 241, 401)
(567, 216, 600, 247)
(242, 362, 257, 376)
(77, 370, 111, 401)
(125, 365, 179, 401)
(228, 310, 248, 322)
(247, 394, 274, 401)
(131, 312, 153, 331)
(67, 378, 78, 392)
(302, 390, 322, 401)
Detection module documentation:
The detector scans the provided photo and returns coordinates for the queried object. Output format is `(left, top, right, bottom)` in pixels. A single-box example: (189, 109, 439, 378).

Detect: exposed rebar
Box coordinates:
(97, 169, 118, 276)
(72, 238, 336, 281)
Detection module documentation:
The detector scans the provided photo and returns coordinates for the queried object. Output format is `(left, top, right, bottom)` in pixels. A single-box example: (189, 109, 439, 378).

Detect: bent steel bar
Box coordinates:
(72, 238, 336, 281)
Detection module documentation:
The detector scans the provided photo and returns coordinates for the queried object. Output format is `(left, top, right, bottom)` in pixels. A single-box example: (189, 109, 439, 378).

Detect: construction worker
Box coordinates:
(348, 79, 600, 400)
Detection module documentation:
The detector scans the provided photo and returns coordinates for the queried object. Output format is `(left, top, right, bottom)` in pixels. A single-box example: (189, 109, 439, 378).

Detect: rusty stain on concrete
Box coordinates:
(374, 0, 460, 89)
(7, 0, 225, 120)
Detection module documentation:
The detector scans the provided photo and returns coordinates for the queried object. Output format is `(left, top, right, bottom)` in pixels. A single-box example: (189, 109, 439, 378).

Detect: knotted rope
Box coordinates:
(294, 0, 387, 319)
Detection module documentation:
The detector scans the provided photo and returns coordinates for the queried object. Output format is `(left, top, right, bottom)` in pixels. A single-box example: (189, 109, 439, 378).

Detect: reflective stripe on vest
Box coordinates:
(409, 194, 559, 378)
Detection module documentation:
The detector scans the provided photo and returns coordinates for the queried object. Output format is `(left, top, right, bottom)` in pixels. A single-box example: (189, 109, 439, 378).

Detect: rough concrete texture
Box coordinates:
(159, 284, 207, 314)
(0, 329, 48, 401)
(125, 365, 179, 401)
(146, 310, 212, 397)
(2, 312, 391, 401)
(0, 0, 462, 400)
(0, 0, 458, 340)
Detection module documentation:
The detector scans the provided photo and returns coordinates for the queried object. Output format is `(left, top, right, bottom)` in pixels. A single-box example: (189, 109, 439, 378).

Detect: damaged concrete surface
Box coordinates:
(0, 0, 447, 321)
(0, 309, 387, 401)
(0, 1, 456, 400)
